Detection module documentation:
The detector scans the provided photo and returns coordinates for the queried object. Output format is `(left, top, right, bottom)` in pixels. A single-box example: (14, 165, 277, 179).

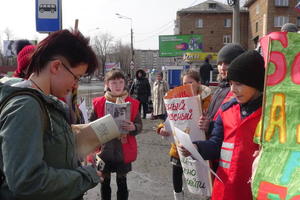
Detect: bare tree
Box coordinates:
(92, 33, 114, 78)
(111, 40, 131, 75)
(4, 28, 13, 41)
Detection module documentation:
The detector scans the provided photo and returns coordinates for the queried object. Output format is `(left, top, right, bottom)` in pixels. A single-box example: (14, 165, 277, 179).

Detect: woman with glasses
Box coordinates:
(0, 29, 101, 200)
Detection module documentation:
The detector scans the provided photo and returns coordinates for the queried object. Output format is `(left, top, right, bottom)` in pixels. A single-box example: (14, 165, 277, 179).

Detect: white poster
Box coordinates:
(3, 40, 15, 57)
(164, 96, 212, 196)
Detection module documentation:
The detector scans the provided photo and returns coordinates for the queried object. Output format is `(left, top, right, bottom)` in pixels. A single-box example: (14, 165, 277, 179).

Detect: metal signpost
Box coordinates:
(36, 0, 62, 33)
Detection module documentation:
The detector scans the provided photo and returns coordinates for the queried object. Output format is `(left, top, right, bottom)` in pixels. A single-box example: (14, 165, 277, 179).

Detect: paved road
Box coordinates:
(78, 80, 211, 200)
(78, 80, 104, 93)
(83, 117, 200, 200)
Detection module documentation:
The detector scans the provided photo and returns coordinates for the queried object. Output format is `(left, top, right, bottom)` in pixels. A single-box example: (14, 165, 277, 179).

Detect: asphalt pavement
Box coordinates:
(78, 80, 209, 200)
(83, 116, 200, 200)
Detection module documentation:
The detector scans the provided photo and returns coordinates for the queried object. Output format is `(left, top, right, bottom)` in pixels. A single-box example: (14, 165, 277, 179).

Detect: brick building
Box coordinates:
(176, 0, 300, 52)
(176, 0, 249, 52)
(245, 0, 300, 49)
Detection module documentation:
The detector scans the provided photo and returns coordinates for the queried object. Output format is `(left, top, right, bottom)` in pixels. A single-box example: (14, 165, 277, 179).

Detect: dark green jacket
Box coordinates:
(0, 84, 99, 200)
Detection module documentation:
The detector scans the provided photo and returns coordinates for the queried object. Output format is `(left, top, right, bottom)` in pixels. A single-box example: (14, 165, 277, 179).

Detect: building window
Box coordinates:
(196, 19, 203, 28)
(274, 0, 288, 7)
(223, 35, 231, 44)
(274, 16, 289, 27)
(256, 22, 258, 32)
(224, 19, 232, 27)
(297, 17, 300, 27)
(256, 4, 260, 14)
(208, 3, 216, 9)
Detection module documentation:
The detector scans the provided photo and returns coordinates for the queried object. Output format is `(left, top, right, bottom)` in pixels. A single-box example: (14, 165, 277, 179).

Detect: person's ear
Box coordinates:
(49, 60, 61, 75)
(104, 81, 109, 89)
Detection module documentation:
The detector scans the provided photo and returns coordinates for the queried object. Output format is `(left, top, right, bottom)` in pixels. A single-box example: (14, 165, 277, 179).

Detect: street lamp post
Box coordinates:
(227, 0, 240, 43)
(116, 13, 134, 78)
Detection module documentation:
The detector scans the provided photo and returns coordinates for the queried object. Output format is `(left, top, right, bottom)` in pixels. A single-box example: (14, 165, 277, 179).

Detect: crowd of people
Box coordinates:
(0, 22, 298, 200)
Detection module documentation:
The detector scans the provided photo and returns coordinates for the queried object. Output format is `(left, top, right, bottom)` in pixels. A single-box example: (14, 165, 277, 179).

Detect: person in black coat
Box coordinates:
(199, 55, 213, 86)
(130, 69, 151, 119)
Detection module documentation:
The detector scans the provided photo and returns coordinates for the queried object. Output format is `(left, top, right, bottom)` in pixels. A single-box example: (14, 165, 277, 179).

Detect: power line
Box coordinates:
(124, 0, 204, 44)
(189, 0, 201, 7)
(135, 23, 174, 43)
(135, 21, 174, 35)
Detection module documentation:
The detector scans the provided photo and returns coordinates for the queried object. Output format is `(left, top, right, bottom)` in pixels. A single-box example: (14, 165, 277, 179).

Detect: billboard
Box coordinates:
(2, 40, 38, 57)
(105, 62, 120, 72)
(3, 40, 15, 57)
(159, 34, 203, 57)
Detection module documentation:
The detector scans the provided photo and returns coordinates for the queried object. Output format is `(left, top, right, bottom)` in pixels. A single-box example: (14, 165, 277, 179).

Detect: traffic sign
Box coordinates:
(36, 0, 62, 33)
(130, 61, 135, 70)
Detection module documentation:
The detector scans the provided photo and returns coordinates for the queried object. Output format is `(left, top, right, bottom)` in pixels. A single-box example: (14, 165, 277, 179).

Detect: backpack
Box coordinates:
(0, 84, 49, 186)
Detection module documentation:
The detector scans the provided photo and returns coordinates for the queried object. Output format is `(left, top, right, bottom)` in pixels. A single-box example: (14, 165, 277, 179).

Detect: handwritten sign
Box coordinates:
(252, 32, 300, 199)
(164, 95, 212, 196)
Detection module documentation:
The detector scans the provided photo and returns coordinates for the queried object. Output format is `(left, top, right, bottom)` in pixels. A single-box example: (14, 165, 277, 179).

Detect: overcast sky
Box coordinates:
(0, 0, 230, 50)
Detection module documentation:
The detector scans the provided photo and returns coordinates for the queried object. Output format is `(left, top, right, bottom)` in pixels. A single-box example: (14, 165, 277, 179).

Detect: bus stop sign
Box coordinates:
(36, 0, 62, 33)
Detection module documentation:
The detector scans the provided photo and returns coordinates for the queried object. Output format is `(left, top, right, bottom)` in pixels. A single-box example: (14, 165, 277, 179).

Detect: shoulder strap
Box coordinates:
(0, 90, 49, 186)
(129, 79, 136, 94)
(0, 90, 49, 131)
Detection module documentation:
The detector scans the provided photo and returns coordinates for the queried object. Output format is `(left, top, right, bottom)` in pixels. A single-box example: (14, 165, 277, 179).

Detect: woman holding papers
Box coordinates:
(179, 50, 265, 200)
(88, 69, 142, 200)
(0, 30, 102, 200)
(157, 69, 211, 200)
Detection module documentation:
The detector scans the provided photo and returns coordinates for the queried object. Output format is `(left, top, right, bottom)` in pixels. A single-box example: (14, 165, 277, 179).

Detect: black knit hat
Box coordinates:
(217, 43, 245, 64)
(281, 23, 298, 32)
(228, 50, 265, 91)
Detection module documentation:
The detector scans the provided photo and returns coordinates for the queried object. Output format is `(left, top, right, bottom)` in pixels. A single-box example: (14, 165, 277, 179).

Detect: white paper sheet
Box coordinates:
(162, 118, 175, 143)
(174, 127, 222, 182)
(78, 99, 89, 124)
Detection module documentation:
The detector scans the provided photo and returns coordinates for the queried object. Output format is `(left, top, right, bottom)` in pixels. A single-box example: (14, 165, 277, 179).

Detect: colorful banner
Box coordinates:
(105, 62, 120, 72)
(159, 34, 203, 57)
(252, 32, 300, 199)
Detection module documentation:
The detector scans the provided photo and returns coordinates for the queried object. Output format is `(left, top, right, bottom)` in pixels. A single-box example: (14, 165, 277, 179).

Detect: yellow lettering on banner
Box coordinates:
(265, 93, 287, 143)
(255, 119, 262, 138)
(296, 125, 300, 144)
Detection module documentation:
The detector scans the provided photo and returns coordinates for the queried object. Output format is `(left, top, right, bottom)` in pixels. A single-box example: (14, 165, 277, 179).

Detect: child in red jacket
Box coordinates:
(88, 69, 142, 200)
(179, 50, 265, 200)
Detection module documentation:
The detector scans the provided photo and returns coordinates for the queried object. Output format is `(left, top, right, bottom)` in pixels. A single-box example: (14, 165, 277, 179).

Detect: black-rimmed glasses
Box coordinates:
(60, 61, 81, 82)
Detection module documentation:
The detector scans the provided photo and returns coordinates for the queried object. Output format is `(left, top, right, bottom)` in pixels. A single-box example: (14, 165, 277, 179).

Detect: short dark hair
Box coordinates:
(27, 29, 98, 77)
(105, 69, 126, 83)
(13, 39, 32, 55)
(182, 69, 200, 83)
(156, 71, 163, 78)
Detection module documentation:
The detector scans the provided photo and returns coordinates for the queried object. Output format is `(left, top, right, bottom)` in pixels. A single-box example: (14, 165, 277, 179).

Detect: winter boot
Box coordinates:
(173, 190, 184, 200)
(116, 176, 129, 200)
(101, 178, 111, 200)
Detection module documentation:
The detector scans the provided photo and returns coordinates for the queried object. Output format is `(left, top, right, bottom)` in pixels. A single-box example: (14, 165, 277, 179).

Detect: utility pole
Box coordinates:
(74, 19, 79, 32)
(130, 27, 134, 78)
(228, 0, 240, 43)
(130, 28, 134, 65)
(116, 13, 134, 78)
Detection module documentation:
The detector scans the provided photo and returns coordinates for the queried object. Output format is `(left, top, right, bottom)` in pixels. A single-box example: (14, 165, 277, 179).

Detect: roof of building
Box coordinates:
(244, 0, 256, 7)
(177, 0, 248, 14)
